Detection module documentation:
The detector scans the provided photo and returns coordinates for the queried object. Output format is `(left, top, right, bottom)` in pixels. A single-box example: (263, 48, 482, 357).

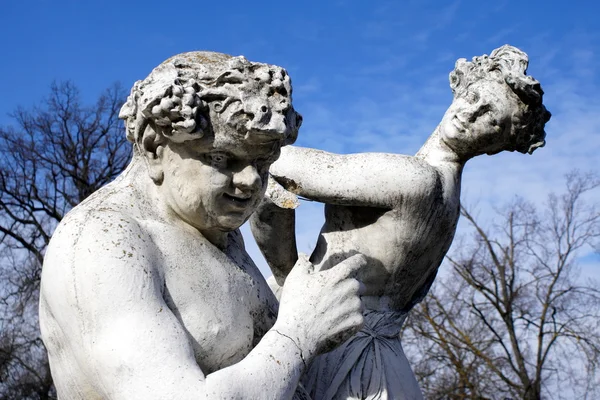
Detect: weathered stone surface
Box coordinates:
(252, 45, 551, 399)
(39, 52, 366, 400)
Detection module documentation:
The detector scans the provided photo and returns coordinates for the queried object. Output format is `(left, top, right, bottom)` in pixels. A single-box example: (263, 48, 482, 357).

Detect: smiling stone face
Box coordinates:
(118, 51, 301, 240)
(158, 134, 281, 236)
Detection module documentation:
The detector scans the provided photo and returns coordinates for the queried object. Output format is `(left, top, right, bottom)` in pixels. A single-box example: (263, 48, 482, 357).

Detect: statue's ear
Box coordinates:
(140, 124, 166, 185)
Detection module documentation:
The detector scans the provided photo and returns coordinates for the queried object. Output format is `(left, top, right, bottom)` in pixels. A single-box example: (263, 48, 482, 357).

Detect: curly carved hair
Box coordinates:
(119, 51, 302, 152)
(449, 45, 551, 154)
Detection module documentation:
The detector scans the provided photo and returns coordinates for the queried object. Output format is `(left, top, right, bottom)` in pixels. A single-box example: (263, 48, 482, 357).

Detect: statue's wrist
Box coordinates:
(270, 322, 315, 366)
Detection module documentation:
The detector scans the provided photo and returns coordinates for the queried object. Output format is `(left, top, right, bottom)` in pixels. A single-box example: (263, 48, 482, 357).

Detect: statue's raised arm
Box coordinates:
(251, 45, 550, 399)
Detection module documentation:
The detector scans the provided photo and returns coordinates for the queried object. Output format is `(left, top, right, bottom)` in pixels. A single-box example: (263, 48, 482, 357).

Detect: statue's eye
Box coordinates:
(207, 152, 228, 167)
(465, 91, 479, 104)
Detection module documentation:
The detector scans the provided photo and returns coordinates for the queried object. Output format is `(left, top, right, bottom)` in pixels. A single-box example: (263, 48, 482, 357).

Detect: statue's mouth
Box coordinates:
(222, 193, 252, 208)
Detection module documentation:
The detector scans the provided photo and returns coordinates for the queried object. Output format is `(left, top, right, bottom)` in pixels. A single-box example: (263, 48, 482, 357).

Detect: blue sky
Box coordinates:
(1, 0, 599, 279)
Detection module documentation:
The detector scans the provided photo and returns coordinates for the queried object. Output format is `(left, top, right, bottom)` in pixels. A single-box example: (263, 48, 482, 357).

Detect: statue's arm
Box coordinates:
(250, 178, 299, 285)
(269, 146, 436, 209)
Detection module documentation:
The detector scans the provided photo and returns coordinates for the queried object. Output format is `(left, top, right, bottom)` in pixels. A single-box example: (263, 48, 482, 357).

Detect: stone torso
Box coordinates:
(310, 162, 462, 311)
(40, 178, 279, 398)
(144, 221, 278, 373)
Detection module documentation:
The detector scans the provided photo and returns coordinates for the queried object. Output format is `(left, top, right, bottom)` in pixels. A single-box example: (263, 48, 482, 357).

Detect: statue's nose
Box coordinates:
(233, 164, 262, 192)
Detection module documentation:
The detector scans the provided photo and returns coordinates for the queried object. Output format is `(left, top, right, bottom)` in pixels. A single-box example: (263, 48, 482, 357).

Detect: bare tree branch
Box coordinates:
(403, 171, 600, 400)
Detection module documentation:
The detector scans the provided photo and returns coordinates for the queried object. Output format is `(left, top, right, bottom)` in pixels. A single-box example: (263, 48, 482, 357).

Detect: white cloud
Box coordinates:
(435, 0, 461, 29)
(293, 77, 321, 96)
(485, 26, 518, 45)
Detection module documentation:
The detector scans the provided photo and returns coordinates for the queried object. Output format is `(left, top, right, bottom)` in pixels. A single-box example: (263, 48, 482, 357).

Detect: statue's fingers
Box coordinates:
(290, 252, 314, 276)
(324, 254, 367, 281)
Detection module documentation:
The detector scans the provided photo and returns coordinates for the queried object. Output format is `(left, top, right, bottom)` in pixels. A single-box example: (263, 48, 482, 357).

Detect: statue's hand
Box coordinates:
(265, 174, 300, 209)
(273, 253, 366, 360)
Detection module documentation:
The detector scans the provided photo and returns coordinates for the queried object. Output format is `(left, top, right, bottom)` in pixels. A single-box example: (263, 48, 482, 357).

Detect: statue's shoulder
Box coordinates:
(45, 183, 159, 278)
(40, 187, 168, 352)
(55, 186, 142, 239)
(377, 154, 443, 205)
(41, 188, 164, 314)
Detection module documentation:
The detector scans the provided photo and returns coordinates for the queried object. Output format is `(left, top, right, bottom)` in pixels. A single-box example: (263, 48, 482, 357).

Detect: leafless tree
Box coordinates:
(402, 172, 600, 400)
(0, 81, 130, 399)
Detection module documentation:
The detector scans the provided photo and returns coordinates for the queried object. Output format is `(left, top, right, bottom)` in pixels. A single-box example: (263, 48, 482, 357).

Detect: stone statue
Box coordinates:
(251, 45, 551, 400)
(38, 52, 368, 399)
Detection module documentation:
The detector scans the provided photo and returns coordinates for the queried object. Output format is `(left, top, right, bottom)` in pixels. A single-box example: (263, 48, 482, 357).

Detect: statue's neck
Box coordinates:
(416, 126, 467, 166)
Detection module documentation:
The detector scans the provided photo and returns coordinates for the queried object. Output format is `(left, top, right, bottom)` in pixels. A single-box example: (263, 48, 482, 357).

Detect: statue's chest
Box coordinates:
(317, 202, 459, 297)
(153, 230, 277, 373)
(319, 206, 400, 266)
(321, 196, 459, 265)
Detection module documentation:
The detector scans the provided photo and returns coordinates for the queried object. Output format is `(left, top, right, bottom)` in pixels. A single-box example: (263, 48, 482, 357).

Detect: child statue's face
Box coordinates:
(440, 78, 521, 157)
